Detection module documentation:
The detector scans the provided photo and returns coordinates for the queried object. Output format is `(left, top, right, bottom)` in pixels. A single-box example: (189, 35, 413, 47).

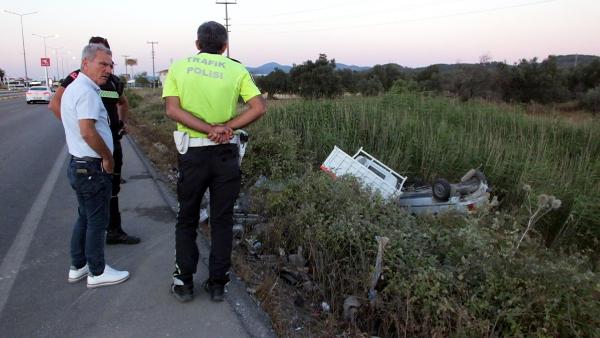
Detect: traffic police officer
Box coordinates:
(163, 21, 266, 302)
(49, 37, 141, 245)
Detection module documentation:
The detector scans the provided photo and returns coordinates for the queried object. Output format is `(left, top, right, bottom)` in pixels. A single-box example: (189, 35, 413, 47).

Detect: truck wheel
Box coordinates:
(433, 178, 451, 201)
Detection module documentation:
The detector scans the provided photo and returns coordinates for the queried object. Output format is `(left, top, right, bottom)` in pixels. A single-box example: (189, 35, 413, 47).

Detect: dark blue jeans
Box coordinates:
(67, 157, 112, 276)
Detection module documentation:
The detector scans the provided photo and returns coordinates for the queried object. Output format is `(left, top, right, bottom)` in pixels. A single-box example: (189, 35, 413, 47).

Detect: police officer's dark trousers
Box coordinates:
(108, 137, 123, 234)
(174, 144, 240, 286)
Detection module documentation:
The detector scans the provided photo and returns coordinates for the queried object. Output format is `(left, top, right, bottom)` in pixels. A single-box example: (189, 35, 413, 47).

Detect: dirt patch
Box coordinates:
(128, 206, 174, 223)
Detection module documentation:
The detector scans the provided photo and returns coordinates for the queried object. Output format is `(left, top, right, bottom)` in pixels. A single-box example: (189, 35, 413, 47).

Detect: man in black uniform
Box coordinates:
(49, 36, 141, 245)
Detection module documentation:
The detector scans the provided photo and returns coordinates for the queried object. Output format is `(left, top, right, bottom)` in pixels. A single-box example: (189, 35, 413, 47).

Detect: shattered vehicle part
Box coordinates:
(343, 296, 360, 323)
(369, 236, 390, 304)
(287, 246, 306, 268)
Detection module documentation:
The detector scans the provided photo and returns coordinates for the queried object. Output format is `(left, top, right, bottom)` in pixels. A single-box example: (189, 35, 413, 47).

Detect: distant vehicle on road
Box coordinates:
(7, 79, 26, 90)
(26, 86, 55, 104)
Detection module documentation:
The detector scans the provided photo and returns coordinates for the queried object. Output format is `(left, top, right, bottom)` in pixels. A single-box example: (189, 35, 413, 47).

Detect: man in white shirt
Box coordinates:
(61, 43, 129, 288)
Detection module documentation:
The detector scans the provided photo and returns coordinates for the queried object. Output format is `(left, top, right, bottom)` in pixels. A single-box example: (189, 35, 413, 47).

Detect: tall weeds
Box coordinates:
(251, 93, 600, 252)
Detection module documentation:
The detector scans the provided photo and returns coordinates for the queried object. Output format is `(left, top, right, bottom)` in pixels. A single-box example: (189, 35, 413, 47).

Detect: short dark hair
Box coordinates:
(197, 21, 227, 53)
(89, 36, 110, 49)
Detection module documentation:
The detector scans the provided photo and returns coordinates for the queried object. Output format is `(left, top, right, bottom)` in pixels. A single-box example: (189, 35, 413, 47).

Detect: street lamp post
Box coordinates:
(48, 46, 63, 80)
(4, 10, 38, 82)
(32, 33, 56, 87)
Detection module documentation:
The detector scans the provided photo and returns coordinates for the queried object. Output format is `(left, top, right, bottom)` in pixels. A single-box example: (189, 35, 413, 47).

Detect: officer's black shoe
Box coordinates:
(171, 283, 194, 302)
(106, 232, 141, 245)
(204, 279, 225, 302)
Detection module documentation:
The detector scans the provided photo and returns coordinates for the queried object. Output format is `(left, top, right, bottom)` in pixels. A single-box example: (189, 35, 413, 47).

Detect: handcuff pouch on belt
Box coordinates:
(173, 131, 190, 155)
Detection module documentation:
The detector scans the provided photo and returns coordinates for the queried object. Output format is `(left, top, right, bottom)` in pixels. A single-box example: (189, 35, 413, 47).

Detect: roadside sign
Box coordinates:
(41, 58, 50, 67)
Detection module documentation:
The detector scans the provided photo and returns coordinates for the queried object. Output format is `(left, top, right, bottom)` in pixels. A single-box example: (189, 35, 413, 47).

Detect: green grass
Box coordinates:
(249, 93, 600, 252)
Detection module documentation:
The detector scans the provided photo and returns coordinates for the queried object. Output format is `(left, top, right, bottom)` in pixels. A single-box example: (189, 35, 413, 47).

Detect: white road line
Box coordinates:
(0, 145, 66, 315)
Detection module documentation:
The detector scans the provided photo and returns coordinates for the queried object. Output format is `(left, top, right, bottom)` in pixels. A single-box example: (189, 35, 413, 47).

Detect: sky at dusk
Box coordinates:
(1, 0, 599, 80)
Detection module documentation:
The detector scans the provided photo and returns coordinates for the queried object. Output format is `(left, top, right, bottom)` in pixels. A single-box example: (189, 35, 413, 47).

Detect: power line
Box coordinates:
(241, 0, 561, 35)
(216, 0, 236, 57)
(235, 0, 366, 22)
(237, 0, 468, 27)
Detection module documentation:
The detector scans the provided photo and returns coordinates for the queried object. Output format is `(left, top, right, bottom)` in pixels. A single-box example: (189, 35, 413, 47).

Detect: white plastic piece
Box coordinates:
(321, 146, 407, 198)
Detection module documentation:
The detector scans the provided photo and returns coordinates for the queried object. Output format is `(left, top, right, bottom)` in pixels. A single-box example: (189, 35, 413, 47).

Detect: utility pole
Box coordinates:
(32, 33, 56, 87)
(121, 54, 130, 81)
(147, 41, 158, 88)
(216, 0, 236, 57)
(4, 10, 38, 82)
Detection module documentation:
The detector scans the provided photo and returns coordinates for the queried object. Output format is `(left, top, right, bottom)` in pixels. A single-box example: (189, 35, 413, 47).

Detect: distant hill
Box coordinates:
(336, 63, 371, 72)
(553, 54, 599, 68)
(247, 62, 291, 75)
(247, 55, 599, 75)
(248, 62, 370, 75)
(411, 55, 600, 73)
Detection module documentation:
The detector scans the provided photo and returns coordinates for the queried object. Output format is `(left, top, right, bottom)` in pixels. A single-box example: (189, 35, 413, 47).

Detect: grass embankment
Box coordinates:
(124, 89, 176, 177)
(126, 89, 599, 337)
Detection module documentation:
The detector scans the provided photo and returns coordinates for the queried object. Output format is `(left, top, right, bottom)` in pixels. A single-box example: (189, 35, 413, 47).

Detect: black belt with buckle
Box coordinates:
(71, 155, 101, 162)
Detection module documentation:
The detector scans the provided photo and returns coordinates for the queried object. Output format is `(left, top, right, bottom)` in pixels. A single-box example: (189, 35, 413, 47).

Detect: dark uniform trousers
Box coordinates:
(108, 136, 124, 234)
(174, 144, 241, 286)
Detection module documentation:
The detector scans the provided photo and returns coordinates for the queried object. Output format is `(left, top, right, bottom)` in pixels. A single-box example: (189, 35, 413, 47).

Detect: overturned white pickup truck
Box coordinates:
(320, 146, 490, 215)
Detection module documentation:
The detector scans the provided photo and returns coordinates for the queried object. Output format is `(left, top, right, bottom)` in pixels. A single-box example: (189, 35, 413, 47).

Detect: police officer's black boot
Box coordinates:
(204, 274, 230, 302)
(171, 268, 194, 302)
(106, 196, 141, 245)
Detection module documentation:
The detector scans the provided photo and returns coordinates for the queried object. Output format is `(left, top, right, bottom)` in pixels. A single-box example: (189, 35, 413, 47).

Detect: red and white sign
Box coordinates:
(41, 58, 51, 67)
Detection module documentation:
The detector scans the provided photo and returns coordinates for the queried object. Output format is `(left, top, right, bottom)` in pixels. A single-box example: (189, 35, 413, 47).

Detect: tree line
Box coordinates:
(254, 54, 600, 113)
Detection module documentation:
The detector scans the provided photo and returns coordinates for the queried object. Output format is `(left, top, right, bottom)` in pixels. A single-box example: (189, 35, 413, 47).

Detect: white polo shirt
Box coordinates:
(61, 72, 113, 158)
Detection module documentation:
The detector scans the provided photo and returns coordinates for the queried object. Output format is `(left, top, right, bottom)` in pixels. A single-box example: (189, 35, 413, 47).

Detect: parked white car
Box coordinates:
(26, 86, 55, 104)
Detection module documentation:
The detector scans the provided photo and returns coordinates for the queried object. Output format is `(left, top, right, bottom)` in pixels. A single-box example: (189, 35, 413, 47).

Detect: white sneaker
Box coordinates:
(86, 265, 130, 288)
(68, 264, 89, 283)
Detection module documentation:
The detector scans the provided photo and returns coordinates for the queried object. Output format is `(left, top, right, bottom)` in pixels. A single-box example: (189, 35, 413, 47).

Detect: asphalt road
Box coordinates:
(0, 97, 275, 337)
(0, 98, 64, 262)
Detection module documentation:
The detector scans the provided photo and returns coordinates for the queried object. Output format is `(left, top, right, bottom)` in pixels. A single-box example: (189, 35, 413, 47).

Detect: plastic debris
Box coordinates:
(232, 224, 244, 239)
(153, 142, 168, 154)
(287, 246, 306, 268)
(343, 296, 360, 323)
(245, 238, 262, 255)
(279, 267, 302, 286)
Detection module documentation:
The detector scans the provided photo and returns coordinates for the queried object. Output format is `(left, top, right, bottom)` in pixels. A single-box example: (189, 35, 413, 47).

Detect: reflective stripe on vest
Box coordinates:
(100, 90, 119, 99)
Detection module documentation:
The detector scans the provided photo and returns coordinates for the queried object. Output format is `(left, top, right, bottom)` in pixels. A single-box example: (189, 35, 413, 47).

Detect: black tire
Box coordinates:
(474, 170, 487, 183)
(433, 178, 451, 201)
